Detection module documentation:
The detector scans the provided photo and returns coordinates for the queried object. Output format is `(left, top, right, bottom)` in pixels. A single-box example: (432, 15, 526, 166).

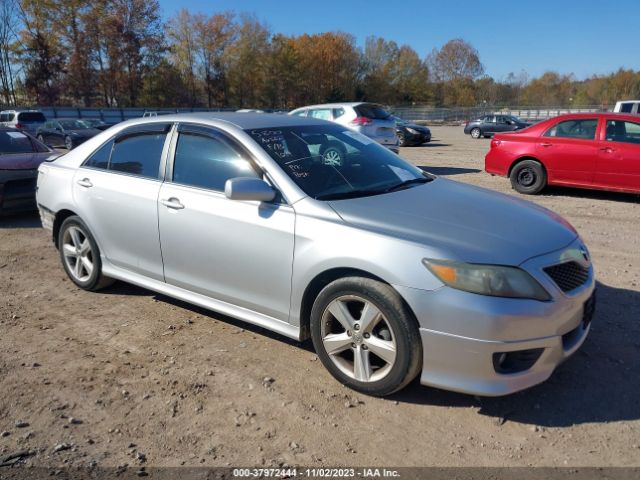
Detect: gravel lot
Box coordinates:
(0, 126, 639, 470)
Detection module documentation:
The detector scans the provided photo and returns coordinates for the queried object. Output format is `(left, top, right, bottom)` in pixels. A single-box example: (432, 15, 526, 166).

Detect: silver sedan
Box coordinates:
(36, 113, 595, 397)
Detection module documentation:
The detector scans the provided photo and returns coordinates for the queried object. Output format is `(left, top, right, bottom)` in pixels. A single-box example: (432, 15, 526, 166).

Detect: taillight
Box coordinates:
(15, 123, 24, 129)
(350, 116, 372, 126)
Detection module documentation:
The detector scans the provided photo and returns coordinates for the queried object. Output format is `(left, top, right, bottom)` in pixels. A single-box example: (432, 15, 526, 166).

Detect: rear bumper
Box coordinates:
(484, 148, 512, 176)
(0, 169, 38, 214)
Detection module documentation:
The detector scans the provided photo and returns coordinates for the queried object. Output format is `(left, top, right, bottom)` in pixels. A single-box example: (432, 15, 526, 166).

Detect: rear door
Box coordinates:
(596, 118, 640, 191)
(73, 123, 172, 280)
(535, 117, 600, 186)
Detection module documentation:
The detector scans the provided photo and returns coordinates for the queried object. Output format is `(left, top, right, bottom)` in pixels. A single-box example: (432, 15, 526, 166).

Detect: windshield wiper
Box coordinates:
(315, 189, 385, 201)
(382, 177, 432, 193)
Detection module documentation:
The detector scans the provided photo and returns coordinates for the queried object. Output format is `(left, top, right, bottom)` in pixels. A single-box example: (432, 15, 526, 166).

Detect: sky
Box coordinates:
(157, 0, 639, 80)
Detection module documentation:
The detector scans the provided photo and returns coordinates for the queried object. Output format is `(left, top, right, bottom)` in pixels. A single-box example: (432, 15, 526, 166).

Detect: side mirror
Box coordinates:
(224, 177, 276, 202)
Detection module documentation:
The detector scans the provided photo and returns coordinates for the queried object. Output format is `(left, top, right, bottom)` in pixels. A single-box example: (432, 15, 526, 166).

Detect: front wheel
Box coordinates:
(320, 141, 347, 167)
(58, 216, 114, 291)
(510, 159, 547, 194)
(310, 277, 422, 396)
(470, 128, 481, 139)
(397, 131, 407, 147)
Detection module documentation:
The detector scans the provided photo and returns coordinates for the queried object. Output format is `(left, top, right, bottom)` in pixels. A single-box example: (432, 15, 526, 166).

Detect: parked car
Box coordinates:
(614, 100, 640, 114)
(36, 118, 103, 150)
(80, 118, 112, 131)
(485, 112, 640, 195)
(392, 116, 431, 146)
(0, 127, 60, 214)
(464, 115, 530, 139)
(0, 110, 47, 134)
(289, 102, 399, 154)
(36, 112, 595, 397)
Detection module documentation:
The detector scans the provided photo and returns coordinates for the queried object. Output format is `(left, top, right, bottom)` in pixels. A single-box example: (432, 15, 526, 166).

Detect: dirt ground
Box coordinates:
(0, 126, 639, 471)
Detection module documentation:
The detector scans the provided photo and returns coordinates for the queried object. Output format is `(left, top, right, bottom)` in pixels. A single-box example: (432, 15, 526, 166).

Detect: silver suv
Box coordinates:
(290, 103, 399, 153)
(0, 110, 47, 134)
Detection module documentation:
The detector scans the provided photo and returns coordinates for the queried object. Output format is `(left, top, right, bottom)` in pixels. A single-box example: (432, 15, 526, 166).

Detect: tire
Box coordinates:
(509, 159, 547, 195)
(397, 131, 407, 147)
(470, 128, 481, 139)
(58, 216, 114, 291)
(310, 277, 422, 397)
(320, 141, 347, 167)
(64, 135, 74, 150)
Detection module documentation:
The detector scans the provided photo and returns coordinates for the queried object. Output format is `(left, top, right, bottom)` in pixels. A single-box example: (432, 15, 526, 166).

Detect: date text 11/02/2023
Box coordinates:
(232, 468, 401, 478)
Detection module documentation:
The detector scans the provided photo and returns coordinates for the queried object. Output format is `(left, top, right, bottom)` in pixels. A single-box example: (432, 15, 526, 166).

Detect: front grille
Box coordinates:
(544, 261, 589, 293)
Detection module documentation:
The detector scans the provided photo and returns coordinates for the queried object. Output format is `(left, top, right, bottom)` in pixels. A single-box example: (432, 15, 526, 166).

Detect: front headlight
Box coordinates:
(423, 259, 551, 301)
(406, 127, 420, 135)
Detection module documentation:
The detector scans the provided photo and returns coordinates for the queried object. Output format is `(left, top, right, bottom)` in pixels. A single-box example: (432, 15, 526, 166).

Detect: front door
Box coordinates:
(157, 124, 295, 322)
(596, 118, 640, 191)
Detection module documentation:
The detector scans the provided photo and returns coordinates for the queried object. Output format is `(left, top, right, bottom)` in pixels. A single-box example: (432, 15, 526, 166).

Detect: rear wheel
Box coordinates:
(64, 135, 73, 150)
(510, 159, 547, 194)
(470, 128, 481, 139)
(58, 216, 114, 291)
(310, 277, 422, 396)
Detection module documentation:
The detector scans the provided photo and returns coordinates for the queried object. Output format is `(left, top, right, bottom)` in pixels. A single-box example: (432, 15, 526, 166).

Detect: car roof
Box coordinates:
(107, 112, 332, 130)
(547, 112, 640, 121)
(292, 102, 382, 110)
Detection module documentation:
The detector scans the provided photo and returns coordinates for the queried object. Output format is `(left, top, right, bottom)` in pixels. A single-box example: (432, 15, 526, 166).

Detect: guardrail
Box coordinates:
(390, 105, 608, 123)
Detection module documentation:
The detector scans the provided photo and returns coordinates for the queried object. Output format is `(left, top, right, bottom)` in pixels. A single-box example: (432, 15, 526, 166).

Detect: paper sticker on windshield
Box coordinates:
(343, 130, 373, 145)
(389, 165, 416, 182)
(7, 132, 27, 139)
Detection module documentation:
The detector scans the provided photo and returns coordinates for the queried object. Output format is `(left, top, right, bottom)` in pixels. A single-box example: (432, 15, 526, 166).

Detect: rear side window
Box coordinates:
(84, 140, 113, 170)
(544, 119, 598, 140)
(172, 131, 259, 191)
(291, 109, 307, 117)
(355, 104, 391, 120)
(0, 130, 35, 153)
(605, 120, 640, 144)
(109, 132, 166, 178)
(17, 112, 46, 123)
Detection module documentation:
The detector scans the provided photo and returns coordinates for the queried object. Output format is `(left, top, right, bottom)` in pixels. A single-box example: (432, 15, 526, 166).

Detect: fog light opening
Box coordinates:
(493, 348, 544, 374)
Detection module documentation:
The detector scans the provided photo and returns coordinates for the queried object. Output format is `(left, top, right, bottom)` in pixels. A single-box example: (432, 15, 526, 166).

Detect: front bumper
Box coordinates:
(404, 131, 431, 145)
(0, 169, 38, 214)
(395, 239, 596, 396)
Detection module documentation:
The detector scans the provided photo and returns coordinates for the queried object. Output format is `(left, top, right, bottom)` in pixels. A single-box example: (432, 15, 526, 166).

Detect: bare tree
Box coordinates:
(0, 0, 19, 105)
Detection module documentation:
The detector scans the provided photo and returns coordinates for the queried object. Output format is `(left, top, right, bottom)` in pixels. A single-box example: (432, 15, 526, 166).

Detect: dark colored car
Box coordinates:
(36, 118, 102, 150)
(464, 115, 530, 139)
(0, 127, 59, 214)
(80, 118, 113, 131)
(485, 112, 640, 195)
(392, 116, 431, 146)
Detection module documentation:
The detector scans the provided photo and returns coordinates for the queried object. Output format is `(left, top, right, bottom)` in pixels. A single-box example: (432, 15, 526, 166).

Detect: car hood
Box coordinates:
(327, 178, 577, 266)
(0, 151, 59, 170)
(68, 128, 101, 138)
(403, 123, 430, 133)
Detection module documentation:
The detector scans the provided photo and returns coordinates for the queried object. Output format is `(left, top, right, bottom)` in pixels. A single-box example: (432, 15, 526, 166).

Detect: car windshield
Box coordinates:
(60, 120, 90, 130)
(392, 116, 407, 125)
(247, 124, 432, 200)
(0, 130, 36, 154)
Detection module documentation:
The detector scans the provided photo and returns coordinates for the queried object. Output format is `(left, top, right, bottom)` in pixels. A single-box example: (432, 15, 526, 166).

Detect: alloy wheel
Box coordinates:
(62, 226, 94, 282)
(320, 295, 397, 382)
(323, 149, 342, 166)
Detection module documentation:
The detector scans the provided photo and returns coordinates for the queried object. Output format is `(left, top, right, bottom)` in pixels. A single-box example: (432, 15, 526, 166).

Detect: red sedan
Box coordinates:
(485, 113, 640, 195)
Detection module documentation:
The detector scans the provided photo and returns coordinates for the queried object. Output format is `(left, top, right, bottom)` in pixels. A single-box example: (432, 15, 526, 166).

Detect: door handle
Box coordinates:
(76, 178, 93, 188)
(540, 142, 553, 147)
(160, 197, 184, 210)
(599, 147, 615, 153)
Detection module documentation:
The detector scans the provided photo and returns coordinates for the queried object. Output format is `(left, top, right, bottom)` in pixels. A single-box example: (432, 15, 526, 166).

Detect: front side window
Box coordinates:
(109, 132, 166, 178)
(248, 124, 430, 200)
(172, 131, 259, 191)
(309, 109, 332, 120)
(544, 119, 598, 140)
(0, 130, 35, 154)
(605, 120, 640, 144)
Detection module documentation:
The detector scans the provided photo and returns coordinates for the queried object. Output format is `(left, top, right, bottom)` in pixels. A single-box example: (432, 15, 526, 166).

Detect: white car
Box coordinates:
(614, 100, 640, 114)
(290, 103, 399, 154)
(0, 110, 47, 134)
